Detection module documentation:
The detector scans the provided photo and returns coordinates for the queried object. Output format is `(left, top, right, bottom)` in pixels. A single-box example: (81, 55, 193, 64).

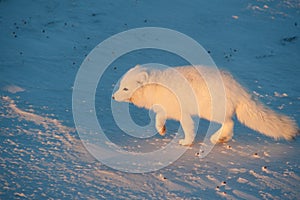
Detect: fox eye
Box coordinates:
(123, 88, 128, 91)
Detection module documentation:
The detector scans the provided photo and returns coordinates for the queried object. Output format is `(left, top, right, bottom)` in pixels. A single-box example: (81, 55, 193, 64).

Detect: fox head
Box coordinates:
(112, 65, 149, 102)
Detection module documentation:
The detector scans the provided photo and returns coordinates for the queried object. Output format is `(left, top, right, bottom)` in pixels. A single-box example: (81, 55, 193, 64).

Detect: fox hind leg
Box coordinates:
(210, 119, 234, 144)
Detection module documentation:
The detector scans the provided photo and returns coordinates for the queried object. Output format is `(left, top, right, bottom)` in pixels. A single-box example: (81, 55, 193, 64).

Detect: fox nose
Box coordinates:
(112, 96, 115, 100)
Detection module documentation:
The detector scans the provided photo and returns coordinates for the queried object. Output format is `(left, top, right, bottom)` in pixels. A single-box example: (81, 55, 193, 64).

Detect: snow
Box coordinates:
(0, 0, 299, 199)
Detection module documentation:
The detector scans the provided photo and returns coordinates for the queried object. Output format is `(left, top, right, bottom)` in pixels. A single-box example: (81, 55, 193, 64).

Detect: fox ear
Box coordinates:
(127, 64, 140, 73)
(134, 64, 141, 69)
(137, 71, 148, 85)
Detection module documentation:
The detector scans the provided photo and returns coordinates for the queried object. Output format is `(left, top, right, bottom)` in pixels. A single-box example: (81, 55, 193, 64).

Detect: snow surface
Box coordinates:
(1, 0, 300, 199)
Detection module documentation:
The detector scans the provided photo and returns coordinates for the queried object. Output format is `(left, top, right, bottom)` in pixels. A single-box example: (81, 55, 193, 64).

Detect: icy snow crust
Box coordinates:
(0, 0, 299, 199)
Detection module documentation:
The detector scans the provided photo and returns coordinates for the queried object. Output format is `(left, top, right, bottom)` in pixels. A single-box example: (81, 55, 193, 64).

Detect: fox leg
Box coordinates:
(210, 119, 234, 144)
(155, 112, 166, 136)
(179, 115, 195, 146)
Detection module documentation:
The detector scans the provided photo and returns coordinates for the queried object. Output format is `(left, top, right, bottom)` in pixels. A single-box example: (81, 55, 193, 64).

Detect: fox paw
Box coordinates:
(179, 139, 193, 146)
(210, 133, 232, 144)
(157, 125, 166, 136)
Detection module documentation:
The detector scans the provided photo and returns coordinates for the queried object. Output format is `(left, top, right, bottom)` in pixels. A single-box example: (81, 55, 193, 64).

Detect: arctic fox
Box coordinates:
(112, 65, 298, 146)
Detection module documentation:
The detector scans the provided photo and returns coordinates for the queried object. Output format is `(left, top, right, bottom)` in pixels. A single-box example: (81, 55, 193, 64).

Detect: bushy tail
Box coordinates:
(236, 96, 298, 140)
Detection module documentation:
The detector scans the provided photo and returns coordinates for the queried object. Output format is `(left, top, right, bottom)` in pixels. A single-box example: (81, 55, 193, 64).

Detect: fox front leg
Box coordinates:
(179, 115, 195, 146)
(155, 112, 166, 136)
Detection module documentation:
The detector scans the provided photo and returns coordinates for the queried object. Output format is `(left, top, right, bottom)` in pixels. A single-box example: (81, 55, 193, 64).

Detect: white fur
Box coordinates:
(113, 65, 298, 146)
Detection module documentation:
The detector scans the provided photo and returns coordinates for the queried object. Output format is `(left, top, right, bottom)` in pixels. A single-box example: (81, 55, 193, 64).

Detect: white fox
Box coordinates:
(112, 65, 298, 146)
